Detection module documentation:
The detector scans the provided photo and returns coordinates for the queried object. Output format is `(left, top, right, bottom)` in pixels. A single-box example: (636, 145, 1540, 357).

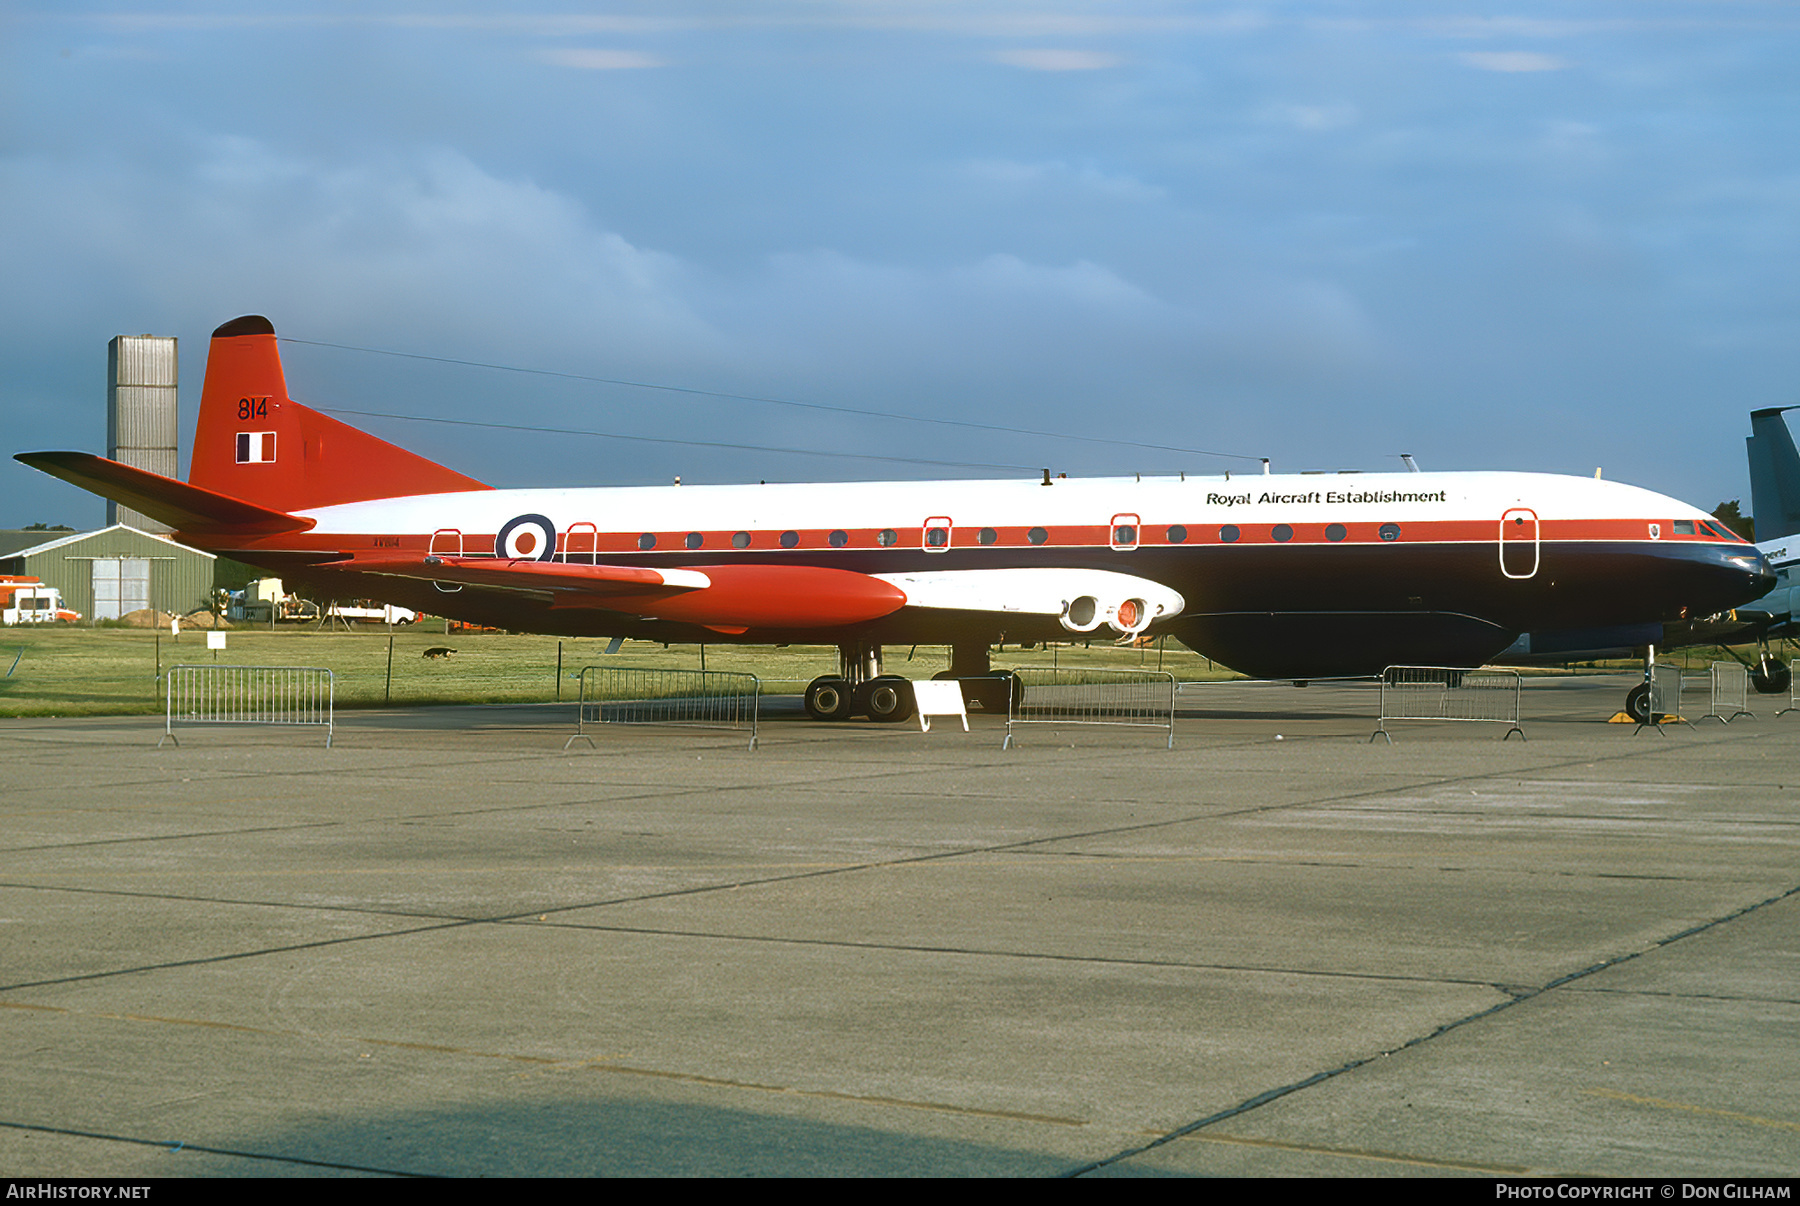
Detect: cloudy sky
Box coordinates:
(5, 1, 1798, 526)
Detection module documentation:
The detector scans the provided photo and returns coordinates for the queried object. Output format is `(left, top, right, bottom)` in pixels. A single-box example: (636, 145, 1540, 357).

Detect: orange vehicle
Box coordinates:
(1, 576, 81, 624)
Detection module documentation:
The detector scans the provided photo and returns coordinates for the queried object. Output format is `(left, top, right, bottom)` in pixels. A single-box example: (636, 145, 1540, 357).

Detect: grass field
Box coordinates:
(0, 623, 1249, 717)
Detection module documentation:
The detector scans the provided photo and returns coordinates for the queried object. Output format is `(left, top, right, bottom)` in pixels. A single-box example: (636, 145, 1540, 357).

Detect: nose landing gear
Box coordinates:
(1750, 642, 1791, 695)
(1626, 642, 1661, 724)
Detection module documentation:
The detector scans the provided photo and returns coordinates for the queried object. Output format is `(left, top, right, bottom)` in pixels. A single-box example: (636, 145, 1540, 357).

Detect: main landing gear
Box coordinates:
(801, 641, 1025, 722)
(932, 643, 1022, 715)
(803, 641, 918, 723)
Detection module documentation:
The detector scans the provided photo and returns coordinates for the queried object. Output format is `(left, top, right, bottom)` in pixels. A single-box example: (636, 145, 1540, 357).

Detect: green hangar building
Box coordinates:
(0, 526, 216, 621)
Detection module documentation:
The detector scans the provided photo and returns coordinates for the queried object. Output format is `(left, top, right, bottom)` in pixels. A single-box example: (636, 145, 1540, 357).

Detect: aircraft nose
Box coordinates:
(1664, 542, 1777, 620)
(1719, 546, 1777, 602)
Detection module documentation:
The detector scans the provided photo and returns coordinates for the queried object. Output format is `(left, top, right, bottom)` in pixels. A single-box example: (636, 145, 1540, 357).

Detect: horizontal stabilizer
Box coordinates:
(355, 555, 908, 628)
(15, 451, 315, 534)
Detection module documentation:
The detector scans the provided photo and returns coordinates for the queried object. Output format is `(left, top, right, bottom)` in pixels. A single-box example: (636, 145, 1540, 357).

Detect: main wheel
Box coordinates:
(1625, 682, 1654, 724)
(1751, 660, 1791, 694)
(858, 676, 916, 723)
(804, 675, 855, 721)
(963, 670, 1023, 714)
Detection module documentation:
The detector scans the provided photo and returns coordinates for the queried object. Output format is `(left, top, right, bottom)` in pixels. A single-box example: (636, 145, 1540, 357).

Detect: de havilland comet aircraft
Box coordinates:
(16, 316, 1775, 721)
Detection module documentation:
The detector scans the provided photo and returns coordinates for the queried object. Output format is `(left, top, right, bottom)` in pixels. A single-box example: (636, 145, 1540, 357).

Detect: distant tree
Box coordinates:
(1713, 500, 1754, 541)
(20, 522, 75, 532)
(212, 557, 261, 592)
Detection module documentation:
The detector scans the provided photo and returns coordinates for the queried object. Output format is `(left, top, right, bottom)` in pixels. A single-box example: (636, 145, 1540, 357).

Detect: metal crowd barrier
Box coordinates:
(567, 666, 760, 751)
(1003, 667, 1176, 750)
(161, 664, 334, 748)
(1371, 666, 1524, 743)
(1700, 661, 1754, 724)
(1635, 663, 1693, 734)
(1776, 669, 1800, 718)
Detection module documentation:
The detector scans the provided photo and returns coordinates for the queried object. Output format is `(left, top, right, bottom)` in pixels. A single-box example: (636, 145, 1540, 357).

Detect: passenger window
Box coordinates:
(1378, 523, 1401, 542)
(1109, 513, 1141, 551)
(780, 531, 799, 548)
(1027, 527, 1049, 545)
(1673, 520, 1695, 536)
(637, 533, 656, 550)
(685, 532, 703, 549)
(1166, 525, 1188, 544)
(732, 531, 752, 549)
(829, 530, 848, 548)
(1220, 525, 1240, 543)
(978, 527, 998, 545)
(877, 529, 898, 547)
(1272, 524, 1293, 542)
(1325, 523, 1346, 542)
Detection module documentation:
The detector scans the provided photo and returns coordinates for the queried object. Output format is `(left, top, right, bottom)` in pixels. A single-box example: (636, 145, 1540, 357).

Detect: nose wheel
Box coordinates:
(1751, 657, 1791, 695)
(932, 668, 1022, 713)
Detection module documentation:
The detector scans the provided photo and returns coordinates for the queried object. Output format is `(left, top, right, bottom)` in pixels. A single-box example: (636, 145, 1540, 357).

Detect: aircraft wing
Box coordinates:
(359, 555, 708, 594)
(351, 558, 1184, 636)
(353, 555, 908, 629)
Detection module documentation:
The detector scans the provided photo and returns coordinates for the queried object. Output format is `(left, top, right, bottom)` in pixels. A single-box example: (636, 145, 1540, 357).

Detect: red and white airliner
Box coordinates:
(17, 315, 1773, 721)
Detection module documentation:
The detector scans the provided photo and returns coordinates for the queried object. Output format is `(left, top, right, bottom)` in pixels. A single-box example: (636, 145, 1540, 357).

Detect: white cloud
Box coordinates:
(1460, 51, 1570, 73)
(961, 158, 1166, 202)
(990, 48, 1123, 71)
(0, 140, 714, 368)
(538, 48, 666, 70)
(1269, 103, 1360, 132)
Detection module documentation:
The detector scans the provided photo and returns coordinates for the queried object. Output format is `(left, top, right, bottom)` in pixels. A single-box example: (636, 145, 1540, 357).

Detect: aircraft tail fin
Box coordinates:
(189, 315, 490, 512)
(1747, 407, 1800, 542)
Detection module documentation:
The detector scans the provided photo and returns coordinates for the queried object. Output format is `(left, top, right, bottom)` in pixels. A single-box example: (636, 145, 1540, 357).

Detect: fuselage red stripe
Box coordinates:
(219, 516, 1751, 559)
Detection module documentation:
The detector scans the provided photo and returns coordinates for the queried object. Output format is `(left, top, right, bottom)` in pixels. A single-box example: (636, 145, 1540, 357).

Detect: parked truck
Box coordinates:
(227, 579, 319, 623)
(0, 576, 81, 624)
(326, 600, 418, 625)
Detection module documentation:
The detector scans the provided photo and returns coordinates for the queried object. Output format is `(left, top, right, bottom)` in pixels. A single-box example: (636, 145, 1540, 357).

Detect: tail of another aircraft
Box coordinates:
(190, 315, 489, 512)
(1747, 407, 1800, 543)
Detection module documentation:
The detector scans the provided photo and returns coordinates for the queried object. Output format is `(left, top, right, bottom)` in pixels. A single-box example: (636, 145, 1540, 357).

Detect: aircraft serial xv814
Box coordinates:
(17, 316, 1774, 721)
